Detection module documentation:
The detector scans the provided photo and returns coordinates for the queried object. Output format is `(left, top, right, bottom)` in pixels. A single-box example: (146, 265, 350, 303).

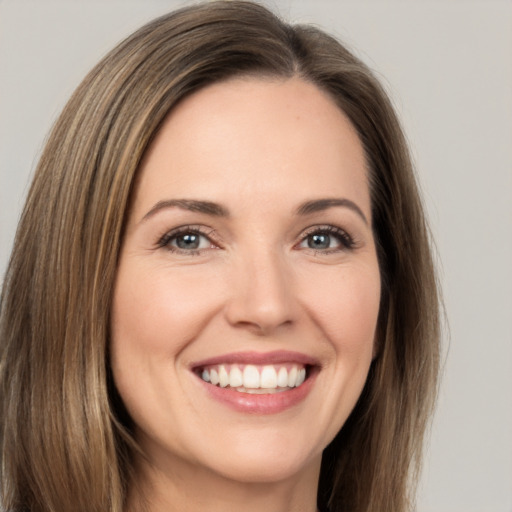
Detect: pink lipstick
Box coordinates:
(191, 351, 319, 414)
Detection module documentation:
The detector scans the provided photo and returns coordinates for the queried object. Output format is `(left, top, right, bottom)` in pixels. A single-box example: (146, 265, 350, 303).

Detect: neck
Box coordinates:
(126, 451, 321, 512)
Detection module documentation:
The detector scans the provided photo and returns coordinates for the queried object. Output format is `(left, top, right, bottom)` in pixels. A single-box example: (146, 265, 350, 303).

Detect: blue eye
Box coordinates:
(307, 233, 333, 249)
(298, 226, 354, 252)
(158, 227, 214, 253)
(174, 233, 203, 250)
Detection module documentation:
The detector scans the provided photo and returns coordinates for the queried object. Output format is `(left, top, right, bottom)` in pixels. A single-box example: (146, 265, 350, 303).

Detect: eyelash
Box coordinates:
(298, 225, 355, 254)
(156, 225, 217, 255)
(156, 224, 355, 255)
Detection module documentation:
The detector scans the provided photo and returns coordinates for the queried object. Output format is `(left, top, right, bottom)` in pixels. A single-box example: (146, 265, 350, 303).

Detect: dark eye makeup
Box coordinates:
(156, 224, 356, 256)
(297, 225, 355, 253)
(156, 225, 218, 255)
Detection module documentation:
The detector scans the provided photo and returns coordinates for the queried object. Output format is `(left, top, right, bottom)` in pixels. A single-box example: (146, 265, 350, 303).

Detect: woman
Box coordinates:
(0, 2, 440, 511)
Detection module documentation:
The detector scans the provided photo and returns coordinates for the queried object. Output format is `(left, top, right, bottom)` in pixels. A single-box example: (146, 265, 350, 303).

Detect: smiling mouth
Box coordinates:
(196, 363, 311, 394)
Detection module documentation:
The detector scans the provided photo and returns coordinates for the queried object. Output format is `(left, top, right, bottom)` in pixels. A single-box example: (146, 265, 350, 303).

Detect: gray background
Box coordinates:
(1, 1, 511, 511)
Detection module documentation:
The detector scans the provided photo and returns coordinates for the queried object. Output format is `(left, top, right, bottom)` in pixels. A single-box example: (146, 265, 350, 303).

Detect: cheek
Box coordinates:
(109, 262, 225, 434)
(111, 262, 222, 356)
(299, 262, 381, 357)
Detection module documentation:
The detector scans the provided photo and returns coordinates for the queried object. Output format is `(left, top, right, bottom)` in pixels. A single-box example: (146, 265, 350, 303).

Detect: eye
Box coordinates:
(306, 233, 334, 250)
(157, 226, 216, 254)
(173, 232, 209, 250)
(297, 226, 354, 252)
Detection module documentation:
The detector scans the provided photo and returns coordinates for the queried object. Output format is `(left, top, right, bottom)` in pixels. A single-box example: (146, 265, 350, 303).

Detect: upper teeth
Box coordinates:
(200, 364, 306, 390)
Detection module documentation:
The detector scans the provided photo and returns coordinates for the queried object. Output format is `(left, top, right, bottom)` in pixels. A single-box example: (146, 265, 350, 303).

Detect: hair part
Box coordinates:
(0, 2, 440, 511)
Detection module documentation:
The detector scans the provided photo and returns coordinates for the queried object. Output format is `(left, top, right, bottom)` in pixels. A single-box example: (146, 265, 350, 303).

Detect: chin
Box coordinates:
(189, 426, 325, 485)
(207, 451, 319, 485)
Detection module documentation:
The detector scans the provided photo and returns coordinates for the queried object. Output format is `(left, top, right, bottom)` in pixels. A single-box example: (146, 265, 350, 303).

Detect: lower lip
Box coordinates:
(197, 372, 316, 415)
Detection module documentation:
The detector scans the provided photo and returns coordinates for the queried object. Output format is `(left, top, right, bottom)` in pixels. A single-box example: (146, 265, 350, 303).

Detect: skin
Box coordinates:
(111, 76, 381, 512)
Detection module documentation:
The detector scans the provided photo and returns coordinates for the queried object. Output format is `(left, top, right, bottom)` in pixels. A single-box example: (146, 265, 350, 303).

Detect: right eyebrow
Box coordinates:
(140, 199, 230, 223)
(295, 197, 369, 225)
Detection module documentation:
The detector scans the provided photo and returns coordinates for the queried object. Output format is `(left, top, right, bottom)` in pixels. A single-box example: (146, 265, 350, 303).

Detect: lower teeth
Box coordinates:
(232, 386, 292, 394)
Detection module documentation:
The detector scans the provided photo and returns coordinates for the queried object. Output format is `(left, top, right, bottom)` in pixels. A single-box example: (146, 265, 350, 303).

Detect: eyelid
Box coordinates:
(156, 225, 220, 253)
(155, 223, 356, 256)
(296, 224, 356, 252)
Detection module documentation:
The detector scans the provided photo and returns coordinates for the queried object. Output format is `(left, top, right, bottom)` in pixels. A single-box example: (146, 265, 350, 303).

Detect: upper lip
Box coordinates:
(190, 350, 320, 369)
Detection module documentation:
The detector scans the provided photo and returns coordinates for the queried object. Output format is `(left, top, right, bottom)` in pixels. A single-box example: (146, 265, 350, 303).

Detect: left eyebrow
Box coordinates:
(140, 199, 230, 223)
(296, 198, 369, 225)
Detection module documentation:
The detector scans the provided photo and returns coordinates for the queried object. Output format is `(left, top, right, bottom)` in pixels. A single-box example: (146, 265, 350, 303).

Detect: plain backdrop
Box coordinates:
(0, 1, 511, 511)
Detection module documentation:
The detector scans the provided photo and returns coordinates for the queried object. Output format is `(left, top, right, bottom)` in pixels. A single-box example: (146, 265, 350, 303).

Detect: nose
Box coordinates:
(224, 249, 298, 336)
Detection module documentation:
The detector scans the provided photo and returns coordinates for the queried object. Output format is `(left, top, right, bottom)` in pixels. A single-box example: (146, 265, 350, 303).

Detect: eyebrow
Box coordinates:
(296, 198, 368, 225)
(141, 197, 368, 225)
(141, 199, 230, 222)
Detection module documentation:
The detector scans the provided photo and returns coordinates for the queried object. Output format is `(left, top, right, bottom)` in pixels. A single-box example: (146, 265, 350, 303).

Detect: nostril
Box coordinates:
(223, 266, 297, 334)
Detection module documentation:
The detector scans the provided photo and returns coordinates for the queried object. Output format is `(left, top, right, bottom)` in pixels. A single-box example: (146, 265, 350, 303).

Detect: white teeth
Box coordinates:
(260, 365, 277, 388)
(296, 368, 306, 387)
(243, 365, 260, 389)
(236, 387, 288, 394)
(288, 366, 297, 387)
(199, 363, 309, 392)
(229, 366, 243, 387)
(277, 367, 288, 387)
(210, 368, 219, 386)
(219, 365, 229, 388)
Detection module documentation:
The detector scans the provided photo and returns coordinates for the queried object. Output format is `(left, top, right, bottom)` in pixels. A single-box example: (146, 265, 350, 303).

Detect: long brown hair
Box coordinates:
(0, 2, 440, 511)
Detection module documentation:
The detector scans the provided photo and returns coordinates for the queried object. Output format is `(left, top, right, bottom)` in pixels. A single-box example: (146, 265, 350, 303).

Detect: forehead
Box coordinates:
(131, 76, 370, 221)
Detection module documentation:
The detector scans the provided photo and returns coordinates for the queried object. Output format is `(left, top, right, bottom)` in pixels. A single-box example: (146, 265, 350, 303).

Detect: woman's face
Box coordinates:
(111, 77, 381, 485)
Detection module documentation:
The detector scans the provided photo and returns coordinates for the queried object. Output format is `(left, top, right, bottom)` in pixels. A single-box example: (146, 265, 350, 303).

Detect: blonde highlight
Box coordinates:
(0, 2, 440, 511)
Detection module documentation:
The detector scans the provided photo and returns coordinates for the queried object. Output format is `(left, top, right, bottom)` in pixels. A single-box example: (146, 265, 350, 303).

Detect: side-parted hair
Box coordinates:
(0, 2, 440, 511)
